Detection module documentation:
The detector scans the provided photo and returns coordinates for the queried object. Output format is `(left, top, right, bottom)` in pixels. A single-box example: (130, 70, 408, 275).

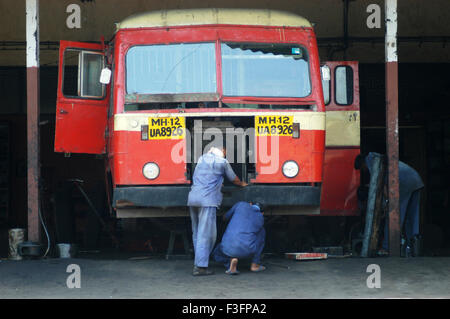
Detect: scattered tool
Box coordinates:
(128, 256, 153, 261)
(285, 252, 328, 261)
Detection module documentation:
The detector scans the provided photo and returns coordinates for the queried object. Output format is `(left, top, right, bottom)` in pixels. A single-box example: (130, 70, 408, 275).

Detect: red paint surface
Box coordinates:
(113, 131, 189, 185)
(113, 129, 325, 186)
(253, 131, 324, 183)
(54, 41, 109, 154)
(320, 148, 360, 216)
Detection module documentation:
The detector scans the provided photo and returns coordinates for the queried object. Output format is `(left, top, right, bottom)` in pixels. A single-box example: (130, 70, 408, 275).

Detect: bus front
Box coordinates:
(110, 9, 326, 217)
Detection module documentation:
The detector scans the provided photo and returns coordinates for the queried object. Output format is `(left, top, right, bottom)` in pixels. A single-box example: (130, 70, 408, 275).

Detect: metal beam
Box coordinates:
(3, 36, 450, 51)
(26, 0, 40, 243)
(385, 0, 400, 256)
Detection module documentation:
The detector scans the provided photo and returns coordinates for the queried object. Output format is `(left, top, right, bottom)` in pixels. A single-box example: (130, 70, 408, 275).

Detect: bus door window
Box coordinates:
(335, 65, 354, 106)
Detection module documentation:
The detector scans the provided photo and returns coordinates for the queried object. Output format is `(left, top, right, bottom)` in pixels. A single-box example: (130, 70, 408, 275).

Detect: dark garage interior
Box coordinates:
(1, 64, 449, 257)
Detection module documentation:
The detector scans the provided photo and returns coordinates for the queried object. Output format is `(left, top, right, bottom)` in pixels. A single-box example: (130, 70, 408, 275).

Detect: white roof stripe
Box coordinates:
(117, 9, 312, 31)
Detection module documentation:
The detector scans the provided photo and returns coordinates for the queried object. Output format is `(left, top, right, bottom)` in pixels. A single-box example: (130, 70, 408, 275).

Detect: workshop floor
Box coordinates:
(0, 253, 449, 298)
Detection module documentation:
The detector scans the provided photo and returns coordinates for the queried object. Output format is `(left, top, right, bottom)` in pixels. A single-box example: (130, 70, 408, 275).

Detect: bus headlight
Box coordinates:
(282, 161, 299, 178)
(143, 162, 159, 180)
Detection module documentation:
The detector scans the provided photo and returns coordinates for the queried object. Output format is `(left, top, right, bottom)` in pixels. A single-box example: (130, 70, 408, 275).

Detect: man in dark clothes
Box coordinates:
(355, 152, 424, 255)
(212, 201, 266, 275)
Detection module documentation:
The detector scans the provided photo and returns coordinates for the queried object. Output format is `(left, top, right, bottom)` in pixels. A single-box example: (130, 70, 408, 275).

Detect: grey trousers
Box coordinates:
(189, 206, 217, 267)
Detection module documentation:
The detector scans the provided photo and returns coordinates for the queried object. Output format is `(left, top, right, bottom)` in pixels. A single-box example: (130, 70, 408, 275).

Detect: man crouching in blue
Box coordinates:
(212, 201, 266, 275)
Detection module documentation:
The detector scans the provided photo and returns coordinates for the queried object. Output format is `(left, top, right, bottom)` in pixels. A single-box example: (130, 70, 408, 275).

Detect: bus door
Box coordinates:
(55, 41, 109, 154)
(320, 61, 360, 216)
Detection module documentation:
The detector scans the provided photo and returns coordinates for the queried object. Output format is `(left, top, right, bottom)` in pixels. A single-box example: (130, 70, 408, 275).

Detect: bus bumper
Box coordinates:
(113, 184, 321, 208)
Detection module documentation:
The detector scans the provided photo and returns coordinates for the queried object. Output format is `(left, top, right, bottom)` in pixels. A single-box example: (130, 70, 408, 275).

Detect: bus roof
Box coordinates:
(116, 8, 312, 31)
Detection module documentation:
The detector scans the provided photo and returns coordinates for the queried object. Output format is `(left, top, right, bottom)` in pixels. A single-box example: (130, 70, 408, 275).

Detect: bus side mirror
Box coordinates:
(320, 65, 331, 105)
(100, 68, 111, 84)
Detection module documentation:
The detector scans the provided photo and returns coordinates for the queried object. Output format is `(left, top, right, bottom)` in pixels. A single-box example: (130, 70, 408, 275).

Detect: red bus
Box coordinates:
(54, 9, 360, 218)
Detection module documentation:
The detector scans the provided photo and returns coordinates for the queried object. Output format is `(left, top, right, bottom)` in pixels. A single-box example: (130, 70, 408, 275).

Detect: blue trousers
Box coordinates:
(190, 206, 217, 267)
(212, 228, 265, 269)
(383, 189, 421, 250)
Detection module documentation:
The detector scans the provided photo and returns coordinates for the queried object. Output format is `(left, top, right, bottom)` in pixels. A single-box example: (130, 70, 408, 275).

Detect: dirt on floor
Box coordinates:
(0, 252, 449, 299)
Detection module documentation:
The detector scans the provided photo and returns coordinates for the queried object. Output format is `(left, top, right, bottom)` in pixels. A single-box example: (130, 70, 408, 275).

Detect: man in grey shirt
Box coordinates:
(188, 147, 247, 276)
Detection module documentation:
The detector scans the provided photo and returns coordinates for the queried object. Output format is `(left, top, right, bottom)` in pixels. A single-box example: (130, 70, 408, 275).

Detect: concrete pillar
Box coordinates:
(385, 0, 400, 256)
(26, 0, 41, 243)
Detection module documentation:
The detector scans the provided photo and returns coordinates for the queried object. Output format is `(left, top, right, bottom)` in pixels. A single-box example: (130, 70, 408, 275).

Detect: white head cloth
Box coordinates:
(208, 147, 224, 158)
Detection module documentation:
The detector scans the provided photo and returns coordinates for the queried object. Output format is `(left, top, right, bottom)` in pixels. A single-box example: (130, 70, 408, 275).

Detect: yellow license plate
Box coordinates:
(255, 115, 293, 136)
(148, 116, 185, 140)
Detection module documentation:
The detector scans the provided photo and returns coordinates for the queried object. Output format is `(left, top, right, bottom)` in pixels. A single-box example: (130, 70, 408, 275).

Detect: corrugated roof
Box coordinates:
(116, 8, 312, 31)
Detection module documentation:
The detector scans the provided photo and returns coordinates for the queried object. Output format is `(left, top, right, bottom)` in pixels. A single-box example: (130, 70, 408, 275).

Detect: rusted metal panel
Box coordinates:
(386, 62, 400, 256)
(27, 67, 40, 243)
(361, 153, 386, 257)
(369, 158, 387, 255)
(385, 0, 400, 257)
(26, 0, 40, 243)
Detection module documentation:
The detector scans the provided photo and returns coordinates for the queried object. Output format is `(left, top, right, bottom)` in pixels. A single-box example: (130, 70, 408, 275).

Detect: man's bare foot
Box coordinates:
(250, 263, 266, 272)
(228, 258, 238, 273)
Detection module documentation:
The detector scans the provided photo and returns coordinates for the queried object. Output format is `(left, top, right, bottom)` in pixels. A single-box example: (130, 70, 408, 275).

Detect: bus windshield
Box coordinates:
(221, 43, 311, 98)
(124, 42, 312, 109)
(126, 43, 217, 94)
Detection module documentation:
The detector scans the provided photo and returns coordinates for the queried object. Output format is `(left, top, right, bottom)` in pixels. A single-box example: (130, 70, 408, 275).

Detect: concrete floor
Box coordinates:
(0, 254, 449, 299)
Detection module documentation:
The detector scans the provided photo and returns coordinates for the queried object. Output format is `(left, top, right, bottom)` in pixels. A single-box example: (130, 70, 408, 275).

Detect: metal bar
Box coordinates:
(125, 93, 220, 104)
(318, 36, 450, 45)
(385, 0, 400, 257)
(343, 0, 349, 58)
(26, 0, 40, 243)
(2, 37, 450, 52)
(73, 181, 119, 247)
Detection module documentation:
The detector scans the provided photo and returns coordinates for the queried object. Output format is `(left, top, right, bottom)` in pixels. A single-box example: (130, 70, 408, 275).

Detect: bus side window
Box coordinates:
(62, 49, 105, 99)
(321, 65, 331, 105)
(335, 65, 354, 105)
